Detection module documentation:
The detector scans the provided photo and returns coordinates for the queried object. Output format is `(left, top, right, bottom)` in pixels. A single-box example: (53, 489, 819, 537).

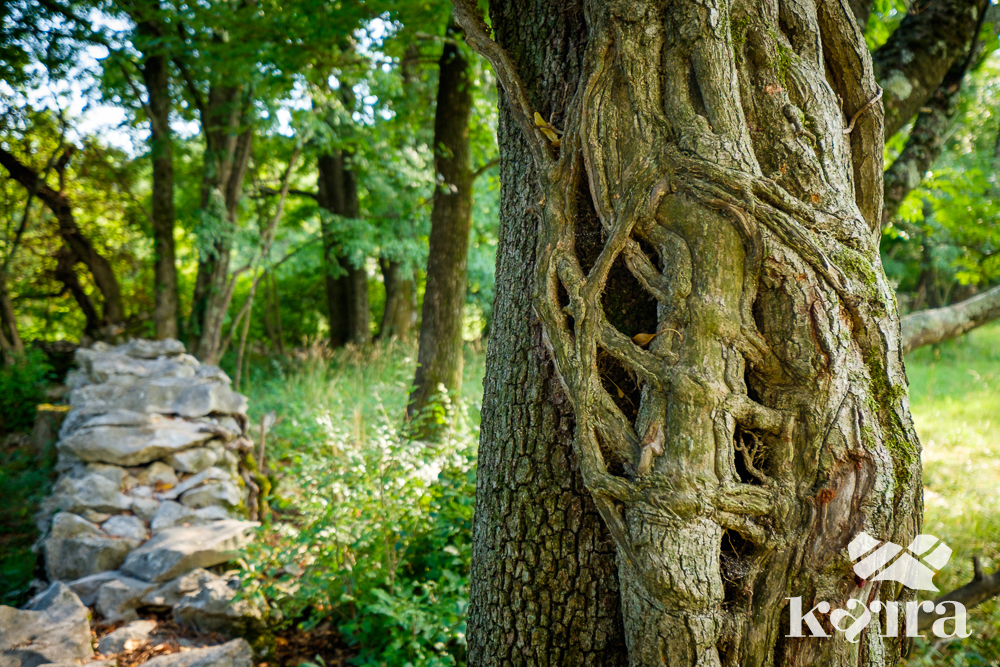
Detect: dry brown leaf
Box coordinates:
(631, 332, 657, 347)
(631, 328, 681, 348)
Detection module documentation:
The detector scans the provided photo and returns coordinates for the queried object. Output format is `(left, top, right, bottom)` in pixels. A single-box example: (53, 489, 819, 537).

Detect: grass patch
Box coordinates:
(234, 340, 485, 666)
(904, 323, 1000, 665)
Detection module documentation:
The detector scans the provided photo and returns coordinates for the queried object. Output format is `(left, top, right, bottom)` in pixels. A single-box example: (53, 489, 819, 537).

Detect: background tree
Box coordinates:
(408, 21, 476, 431)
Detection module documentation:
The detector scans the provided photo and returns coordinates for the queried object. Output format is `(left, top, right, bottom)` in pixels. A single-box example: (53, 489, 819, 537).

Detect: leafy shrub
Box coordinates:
(0, 438, 57, 604)
(240, 384, 477, 667)
(0, 349, 54, 435)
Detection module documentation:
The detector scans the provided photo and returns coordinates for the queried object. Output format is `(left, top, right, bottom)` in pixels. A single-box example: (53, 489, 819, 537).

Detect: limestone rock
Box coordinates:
(157, 467, 230, 501)
(75, 346, 196, 384)
(180, 480, 241, 509)
(45, 534, 139, 581)
(120, 338, 186, 359)
(97, 620, 157, 655)
(80, 509, 112, 524)
(164, 447, 218, 474)
(141, 569, 217, 608)
(70, 378, 247, 419)
(173, 576, 260, 633)
(66, 571, 121, 606)
(102, 515, 149, 541)
(59, 416, 217, 467)
(193, 506, 230, 521)
(132, 497, 160, 522)
(49, 512, 104, 540)
(95, 576, 156, 623)
(0, 583, 93, 666)
(137, 639, 251, 667)
(50, 473, 132, 514)
(137, 462, 178, 487)
(150, 501, 201, 534)
(149, 502, 226, 534)
(85, 462, 129, 487)
(121, 520, 258, 582)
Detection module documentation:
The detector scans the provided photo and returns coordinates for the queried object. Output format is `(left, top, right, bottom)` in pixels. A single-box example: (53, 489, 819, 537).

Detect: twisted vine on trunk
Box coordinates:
(459, 0, 922, 664)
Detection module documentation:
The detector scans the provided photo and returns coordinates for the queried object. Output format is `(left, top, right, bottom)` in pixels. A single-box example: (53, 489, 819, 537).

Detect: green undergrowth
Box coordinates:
(904, 323, 1000, 666)
(237, 340, 485, 667)
(0, 350, 57, 605)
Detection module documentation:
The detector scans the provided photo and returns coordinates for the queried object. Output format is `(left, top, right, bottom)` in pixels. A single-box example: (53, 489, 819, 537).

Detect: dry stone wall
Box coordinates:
(1, 339, 262, 667)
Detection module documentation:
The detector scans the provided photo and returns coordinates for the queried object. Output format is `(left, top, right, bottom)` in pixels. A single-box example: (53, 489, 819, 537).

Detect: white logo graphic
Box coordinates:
(848, 531, 952, 591)
(787, 532, 970, 641)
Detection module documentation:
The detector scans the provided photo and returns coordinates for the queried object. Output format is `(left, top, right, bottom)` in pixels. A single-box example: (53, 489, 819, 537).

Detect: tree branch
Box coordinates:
(172, 23, 207, 121)
(873, 0, 989, 138)
(253, 186, 318, 200)
(451, 0, 556, 174)
(882, 2, 998, 227)
(901, 283, 1000, 353)
(471, 157, 499, 181)
(918, 560, 1000, 631)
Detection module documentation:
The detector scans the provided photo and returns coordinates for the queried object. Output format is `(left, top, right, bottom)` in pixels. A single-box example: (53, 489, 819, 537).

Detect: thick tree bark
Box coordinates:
(0, 147, 125, 328)
(900, 283, 1000, 354)
(873, 0, 987, 138)
(378, 259, 415, 341)
(465, 1, 629, 664)
(317, 152, 370, 347)
(408, 26, 475, 429)
(461, 0, 923, 665)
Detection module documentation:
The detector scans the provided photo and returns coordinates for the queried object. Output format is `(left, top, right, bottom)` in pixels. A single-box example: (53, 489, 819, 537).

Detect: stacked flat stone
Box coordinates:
(1, 339, 259, 667)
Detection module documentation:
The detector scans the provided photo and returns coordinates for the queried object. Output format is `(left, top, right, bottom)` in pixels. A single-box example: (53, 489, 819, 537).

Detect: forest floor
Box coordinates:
(905, 323, 1000, 666)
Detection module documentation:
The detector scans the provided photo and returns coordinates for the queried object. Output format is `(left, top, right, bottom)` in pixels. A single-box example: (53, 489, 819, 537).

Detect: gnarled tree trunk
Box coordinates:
(460, 0, 923, 664)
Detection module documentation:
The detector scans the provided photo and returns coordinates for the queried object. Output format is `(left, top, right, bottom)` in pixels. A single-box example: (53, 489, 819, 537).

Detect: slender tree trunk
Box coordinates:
(460, 1, 923, 665)
(270, 273, 284, 353)
(317, 152, 370, 347)
(378, 259, 415, 341)
(408, 24, 475, 430)
(188, 84, 252, 362)
(139, 39, 179, 339)
(0, 265, 24, 356)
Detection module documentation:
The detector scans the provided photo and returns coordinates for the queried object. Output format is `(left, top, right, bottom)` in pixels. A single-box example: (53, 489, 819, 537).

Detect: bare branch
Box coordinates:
(918, 562, 1000, 631)
(901, 284, 1000, 353)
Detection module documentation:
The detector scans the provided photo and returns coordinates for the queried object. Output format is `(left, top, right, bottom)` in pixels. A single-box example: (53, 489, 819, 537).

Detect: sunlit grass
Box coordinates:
(236, 338, 487, 449)
(905, 323, 1000, 665)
